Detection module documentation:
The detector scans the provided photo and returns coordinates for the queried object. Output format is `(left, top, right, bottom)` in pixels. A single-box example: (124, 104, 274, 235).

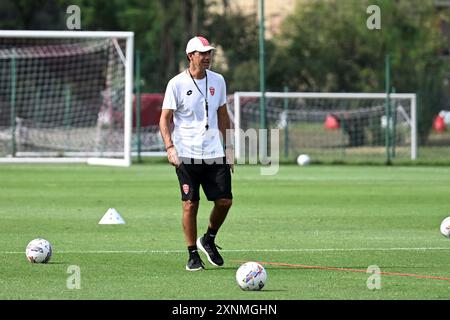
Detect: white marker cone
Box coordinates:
(98, 208, 126, 225)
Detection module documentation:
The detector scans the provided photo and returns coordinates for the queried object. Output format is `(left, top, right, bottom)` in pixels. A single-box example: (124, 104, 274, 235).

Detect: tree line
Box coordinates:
(0, 0, 448, 142)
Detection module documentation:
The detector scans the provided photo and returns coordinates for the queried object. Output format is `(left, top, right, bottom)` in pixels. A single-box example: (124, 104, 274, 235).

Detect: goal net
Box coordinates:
(0, 31, 134, 166)
(231, 92, 417, 164)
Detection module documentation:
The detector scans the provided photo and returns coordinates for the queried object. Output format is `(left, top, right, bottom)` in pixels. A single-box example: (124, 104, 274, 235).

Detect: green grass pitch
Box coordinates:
(0, 163, 449, 300)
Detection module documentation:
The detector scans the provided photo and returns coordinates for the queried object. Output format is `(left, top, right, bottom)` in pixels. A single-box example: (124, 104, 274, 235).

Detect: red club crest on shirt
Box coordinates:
(209, 87, 215, 96)
(182, 184, 190, 194)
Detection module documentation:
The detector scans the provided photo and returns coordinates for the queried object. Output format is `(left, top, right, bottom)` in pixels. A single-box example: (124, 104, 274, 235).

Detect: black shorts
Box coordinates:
(175, 157, 233, 201)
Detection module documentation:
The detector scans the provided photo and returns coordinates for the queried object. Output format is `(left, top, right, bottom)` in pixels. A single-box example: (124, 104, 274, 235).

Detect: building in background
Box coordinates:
(210, 0, 295, 37)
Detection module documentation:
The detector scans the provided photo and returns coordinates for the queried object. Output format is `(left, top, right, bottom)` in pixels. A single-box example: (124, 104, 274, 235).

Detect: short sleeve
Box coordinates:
(162, 79, 178, 110)
(219, 75, 227, 106)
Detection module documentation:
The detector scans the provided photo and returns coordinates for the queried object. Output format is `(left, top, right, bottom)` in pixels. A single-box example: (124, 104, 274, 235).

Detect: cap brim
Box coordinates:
(196, 46, 215, 52)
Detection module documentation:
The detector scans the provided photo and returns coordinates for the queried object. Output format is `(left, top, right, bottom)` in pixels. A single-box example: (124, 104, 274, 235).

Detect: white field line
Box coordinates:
(4, 247, 450, 254)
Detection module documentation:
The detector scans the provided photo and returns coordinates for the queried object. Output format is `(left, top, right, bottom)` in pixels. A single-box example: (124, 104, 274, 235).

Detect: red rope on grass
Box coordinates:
(232, 259, 450, 282)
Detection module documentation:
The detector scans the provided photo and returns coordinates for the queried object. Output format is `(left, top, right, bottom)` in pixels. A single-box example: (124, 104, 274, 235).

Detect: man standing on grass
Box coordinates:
(159, 36, 234, 271)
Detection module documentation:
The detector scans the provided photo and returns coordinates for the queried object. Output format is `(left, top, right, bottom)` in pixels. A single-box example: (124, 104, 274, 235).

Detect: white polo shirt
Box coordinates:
(162, 69, 227, 159)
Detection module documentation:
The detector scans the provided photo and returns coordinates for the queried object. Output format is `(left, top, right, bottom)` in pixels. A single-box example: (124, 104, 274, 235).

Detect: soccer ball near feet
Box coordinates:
(236, 261, 267, 291)
(25, 238, 52, 263)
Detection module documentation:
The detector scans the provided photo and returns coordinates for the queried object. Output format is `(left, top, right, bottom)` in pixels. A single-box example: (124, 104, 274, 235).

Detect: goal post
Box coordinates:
(232, 92, 417, 164)
(0, 30, 134, 166)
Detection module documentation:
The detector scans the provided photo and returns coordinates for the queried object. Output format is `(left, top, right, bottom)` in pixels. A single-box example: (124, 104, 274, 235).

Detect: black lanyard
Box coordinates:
(188, 69, 209, 130)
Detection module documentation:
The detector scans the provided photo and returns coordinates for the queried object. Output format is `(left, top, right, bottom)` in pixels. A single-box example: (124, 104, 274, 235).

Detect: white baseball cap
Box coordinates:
(185, 36, 215, 54)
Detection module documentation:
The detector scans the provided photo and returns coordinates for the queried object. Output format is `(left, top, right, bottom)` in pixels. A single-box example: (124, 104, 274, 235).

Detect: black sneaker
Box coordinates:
(185, 252, 205, 271)
(196, 236, 224, 266)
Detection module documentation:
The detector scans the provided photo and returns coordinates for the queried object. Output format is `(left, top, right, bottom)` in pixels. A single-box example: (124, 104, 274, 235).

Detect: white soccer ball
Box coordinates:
(25, 238, 52, 263)
(297, 154, 310, 166)
(440, 217, 450, 238)
(236, 261, 267, 291)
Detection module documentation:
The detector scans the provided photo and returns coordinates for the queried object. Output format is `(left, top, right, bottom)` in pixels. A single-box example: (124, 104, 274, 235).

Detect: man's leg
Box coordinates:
(197, 198, 232, 267)
(208, 198, 232, 230)
(182, 200, 199, 246)
(182, 200, 205, 271)
(175, 160, 204, 271)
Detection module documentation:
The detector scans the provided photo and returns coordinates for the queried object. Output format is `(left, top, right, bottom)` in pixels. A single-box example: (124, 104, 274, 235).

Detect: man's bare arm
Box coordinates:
(217, 104, 234, 172)
(159, 109, 180, 166)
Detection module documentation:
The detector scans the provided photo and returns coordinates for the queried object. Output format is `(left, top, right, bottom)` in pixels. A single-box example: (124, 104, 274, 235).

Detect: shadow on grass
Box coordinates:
(47, 261, 69, 265)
